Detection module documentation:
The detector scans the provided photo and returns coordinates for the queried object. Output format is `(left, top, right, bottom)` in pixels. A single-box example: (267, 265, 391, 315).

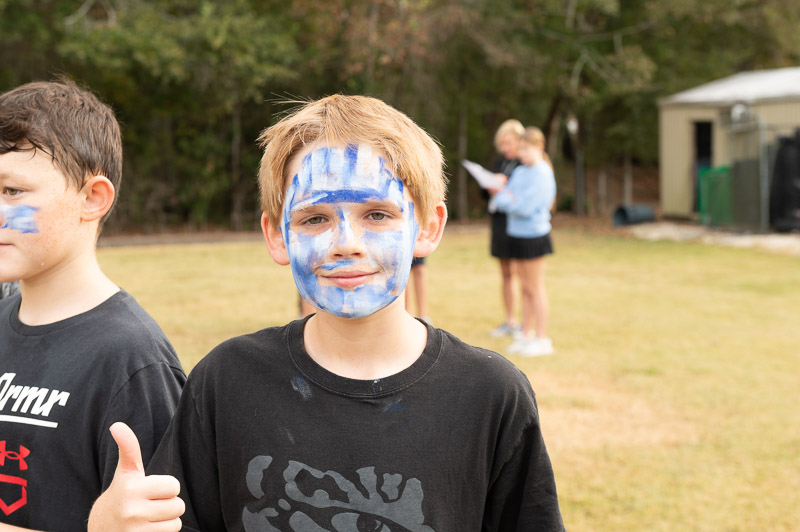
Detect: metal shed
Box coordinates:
(659, 67, 800, 223)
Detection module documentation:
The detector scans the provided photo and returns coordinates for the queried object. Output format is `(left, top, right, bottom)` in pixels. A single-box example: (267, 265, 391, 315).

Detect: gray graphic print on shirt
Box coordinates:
(243, 456, 434, 532)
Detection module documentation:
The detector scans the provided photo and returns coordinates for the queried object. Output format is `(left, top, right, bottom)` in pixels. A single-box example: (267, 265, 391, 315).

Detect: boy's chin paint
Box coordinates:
(282, 145, 418, 319)
(0, 205, 39, 234)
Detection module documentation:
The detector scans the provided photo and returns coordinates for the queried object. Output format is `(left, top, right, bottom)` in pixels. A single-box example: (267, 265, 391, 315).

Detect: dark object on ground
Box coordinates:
(769, 131, 800, 233)
(613, 204, 656, 226)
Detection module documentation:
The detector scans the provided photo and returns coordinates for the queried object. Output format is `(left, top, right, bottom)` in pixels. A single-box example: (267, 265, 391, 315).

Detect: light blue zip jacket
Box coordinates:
(490, 161, 556, 238)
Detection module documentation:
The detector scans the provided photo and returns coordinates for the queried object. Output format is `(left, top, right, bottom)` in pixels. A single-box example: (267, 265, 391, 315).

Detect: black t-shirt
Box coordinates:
(149, 317, 564, 531)
(0, 282, 18, 300)
(492, 156, 522, 177)
(0, 291, 186, 530)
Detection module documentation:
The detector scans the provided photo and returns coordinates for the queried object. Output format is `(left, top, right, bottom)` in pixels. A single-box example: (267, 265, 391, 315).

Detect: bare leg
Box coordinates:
(499, 259, 517, 325)
(515, 259, 534, 338)
(516, 257, 548, 339)
(531, 259, 549, 338)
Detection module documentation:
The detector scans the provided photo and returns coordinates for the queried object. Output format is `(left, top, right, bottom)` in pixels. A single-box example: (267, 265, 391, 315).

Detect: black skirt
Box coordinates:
(490, 212, 513, 259)
(507, 233, 553, 259)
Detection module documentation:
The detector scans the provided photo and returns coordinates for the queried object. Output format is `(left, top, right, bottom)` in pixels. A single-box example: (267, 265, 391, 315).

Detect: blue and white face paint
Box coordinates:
(0, 205, 39, 234)
(282, 145, 418, 319)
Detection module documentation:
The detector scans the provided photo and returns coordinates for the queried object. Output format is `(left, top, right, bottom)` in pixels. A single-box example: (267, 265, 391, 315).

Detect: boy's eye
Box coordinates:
(305, 215, 326, 225)
(3, 187, 21, 196)
(367, 212, 387, 221)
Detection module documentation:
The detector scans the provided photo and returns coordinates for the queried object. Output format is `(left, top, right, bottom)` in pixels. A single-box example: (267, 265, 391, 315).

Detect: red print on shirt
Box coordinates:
(0, 440, 29, 515)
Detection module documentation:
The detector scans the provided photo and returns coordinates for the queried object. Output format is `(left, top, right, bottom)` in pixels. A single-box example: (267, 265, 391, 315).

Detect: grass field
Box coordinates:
(98, 222, 800, 531)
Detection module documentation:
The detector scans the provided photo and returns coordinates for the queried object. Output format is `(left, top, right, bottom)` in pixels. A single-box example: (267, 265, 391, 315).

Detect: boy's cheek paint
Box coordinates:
(286, 221, 417, 319)
(0, 205, 39, 234)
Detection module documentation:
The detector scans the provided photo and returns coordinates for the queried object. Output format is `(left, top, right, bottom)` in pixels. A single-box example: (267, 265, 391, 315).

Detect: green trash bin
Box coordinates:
(698, 166, 734, 227)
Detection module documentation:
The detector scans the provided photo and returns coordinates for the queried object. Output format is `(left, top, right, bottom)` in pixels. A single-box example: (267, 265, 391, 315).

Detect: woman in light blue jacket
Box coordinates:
(489, 127, 556, 357)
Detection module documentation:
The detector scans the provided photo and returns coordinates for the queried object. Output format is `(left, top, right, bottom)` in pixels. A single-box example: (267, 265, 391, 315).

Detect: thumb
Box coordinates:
(110, 422, 145, 475)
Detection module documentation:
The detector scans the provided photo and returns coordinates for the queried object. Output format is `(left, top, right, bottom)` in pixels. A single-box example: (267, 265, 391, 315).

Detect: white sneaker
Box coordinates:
(517, 338, 554, 357)
(506, 335, 533, 355)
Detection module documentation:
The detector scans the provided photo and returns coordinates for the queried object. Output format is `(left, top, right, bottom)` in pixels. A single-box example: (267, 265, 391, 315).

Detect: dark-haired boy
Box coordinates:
(0, 81, 185, 531)
(91, 95, 564, 531)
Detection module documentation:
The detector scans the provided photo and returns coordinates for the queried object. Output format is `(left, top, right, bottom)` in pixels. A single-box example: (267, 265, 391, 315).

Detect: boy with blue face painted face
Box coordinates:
(281, 144, 419, 319)
(90, 95, 564, 531)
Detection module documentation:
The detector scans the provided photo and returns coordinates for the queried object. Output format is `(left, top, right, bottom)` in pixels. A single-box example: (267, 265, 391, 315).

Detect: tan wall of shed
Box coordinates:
(751, 101, 800, 141)
(659, 106, 727, 217)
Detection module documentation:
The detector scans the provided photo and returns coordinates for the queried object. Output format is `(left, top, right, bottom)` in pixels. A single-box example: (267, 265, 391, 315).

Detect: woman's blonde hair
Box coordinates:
(493, 119, 524, 150)
(257, 95, 447, 229)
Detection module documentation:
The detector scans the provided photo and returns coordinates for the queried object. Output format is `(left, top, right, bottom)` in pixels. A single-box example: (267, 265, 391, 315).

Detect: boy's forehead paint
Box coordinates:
(294, 145, 400, 200)
(281, 145, 408, 242)
(0, 204, 39, 234)
(290, 186, 405, 212)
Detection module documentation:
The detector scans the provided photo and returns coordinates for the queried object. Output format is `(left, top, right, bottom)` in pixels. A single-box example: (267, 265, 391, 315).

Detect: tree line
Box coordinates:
(1, 0, 798, 231)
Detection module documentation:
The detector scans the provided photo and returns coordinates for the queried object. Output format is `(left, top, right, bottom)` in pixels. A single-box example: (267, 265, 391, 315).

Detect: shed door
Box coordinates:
(693, 121, 713, 211)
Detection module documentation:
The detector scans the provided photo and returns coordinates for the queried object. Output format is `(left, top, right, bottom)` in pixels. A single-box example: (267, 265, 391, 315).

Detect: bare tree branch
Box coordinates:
(64, 0, 97, 27)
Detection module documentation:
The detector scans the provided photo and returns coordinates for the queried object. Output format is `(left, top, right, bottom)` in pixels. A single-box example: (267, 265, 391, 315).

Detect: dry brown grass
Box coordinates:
(99, 221, 800, 532)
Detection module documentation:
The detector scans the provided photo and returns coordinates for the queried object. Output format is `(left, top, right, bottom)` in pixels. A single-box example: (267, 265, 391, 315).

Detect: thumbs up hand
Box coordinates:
(88, 422, 185, 532)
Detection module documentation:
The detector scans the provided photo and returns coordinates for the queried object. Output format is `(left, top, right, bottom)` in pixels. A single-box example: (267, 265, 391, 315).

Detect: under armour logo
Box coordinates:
(0, 441, 30, 515)
(0, 441, 29, 471)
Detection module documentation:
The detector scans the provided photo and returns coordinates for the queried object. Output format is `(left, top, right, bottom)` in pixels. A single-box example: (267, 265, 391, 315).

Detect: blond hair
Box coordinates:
(257, 95, 447, 229)
(493, 119, 524, 151)
(520, 126, 553, 167)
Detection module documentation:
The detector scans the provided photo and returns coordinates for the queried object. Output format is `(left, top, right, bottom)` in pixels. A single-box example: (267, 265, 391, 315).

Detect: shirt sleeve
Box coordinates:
(492, 171, 538, 218)
(482, 392, 565, 531)
(147, 376, 224, 532)
(97, 362, 186, 489)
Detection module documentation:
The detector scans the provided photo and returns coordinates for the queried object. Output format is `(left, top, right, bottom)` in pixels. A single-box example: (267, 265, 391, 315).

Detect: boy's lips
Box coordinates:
(320, 269, 376, 288)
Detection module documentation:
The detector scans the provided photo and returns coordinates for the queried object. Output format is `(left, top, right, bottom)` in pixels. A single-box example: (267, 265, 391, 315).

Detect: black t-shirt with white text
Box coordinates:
(0, 291, 186, 530)
(150, 317, 564, 531)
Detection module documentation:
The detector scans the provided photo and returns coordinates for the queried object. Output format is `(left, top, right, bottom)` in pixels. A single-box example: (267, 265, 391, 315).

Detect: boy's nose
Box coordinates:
(329, 213, 365, 258)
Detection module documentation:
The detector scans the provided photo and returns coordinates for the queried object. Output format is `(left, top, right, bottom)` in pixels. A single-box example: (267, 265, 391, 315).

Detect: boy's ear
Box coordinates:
(414, 202, 448, 257)
(262, 212, 290, 266)
(80, 175, 115, 222)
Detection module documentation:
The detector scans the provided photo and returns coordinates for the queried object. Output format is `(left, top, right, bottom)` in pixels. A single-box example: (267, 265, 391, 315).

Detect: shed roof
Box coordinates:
(659, 67, 800, 107)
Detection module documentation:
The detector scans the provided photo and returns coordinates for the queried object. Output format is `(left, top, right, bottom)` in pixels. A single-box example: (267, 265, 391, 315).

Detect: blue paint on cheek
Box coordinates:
(291, 232, 323, 287)
(0, 205, 39, 234)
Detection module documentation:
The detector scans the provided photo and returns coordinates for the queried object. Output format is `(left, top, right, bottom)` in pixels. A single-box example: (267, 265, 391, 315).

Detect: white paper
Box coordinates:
(462, 160, 504, 190)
